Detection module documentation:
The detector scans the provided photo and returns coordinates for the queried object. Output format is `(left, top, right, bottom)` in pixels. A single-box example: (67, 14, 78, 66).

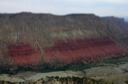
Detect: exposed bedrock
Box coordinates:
(7, 43, 40, 65)
(43, 37, 127, 64)
(0, 12, 128, 69)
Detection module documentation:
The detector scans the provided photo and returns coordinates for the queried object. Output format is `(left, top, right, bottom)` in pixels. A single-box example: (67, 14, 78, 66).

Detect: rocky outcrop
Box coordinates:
(44, 37, 125, 65)
(8, 43, 40, 65)
(0, 12, 128, 69)
(0, 76, 114, 84)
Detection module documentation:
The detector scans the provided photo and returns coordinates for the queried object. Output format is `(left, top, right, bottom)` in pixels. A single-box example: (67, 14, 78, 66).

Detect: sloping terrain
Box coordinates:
(8, 43, 40, 65)
(0, 63, 127, 83)
(44, 37, 125, 65)
(0, 12, 128, 70)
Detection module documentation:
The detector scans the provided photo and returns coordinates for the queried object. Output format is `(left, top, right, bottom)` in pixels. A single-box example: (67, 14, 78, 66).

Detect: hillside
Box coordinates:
(0, 12, 128, 71)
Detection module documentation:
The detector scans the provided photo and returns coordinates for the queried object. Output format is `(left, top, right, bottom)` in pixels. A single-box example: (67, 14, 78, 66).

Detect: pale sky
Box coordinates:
(0, 0, 128, 17)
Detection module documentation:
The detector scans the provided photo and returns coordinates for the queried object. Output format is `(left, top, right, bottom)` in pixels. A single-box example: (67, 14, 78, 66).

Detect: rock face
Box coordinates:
(0, 12, 128, 68)
(8, 43, 40, 65)
(44, 37, 124, 64)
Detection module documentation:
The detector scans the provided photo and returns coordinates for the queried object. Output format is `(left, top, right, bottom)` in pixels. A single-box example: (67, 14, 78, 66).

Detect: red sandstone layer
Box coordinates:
(43, 37, 126, 64)
(8, 43, 40, 65)
(7, 37, 127, 65)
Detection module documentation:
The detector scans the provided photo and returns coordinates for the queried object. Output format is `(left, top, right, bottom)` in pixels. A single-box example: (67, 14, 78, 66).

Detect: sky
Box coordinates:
(0, 0, 128, 17)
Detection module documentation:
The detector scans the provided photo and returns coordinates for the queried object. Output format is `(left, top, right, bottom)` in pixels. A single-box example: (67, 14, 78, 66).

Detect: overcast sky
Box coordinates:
(0, 0, 128, 17)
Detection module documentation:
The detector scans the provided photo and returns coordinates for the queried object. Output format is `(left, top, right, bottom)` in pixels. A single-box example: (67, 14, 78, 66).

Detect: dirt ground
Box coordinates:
(0, 63, 127, 83)
(84, 63, 128, 83)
